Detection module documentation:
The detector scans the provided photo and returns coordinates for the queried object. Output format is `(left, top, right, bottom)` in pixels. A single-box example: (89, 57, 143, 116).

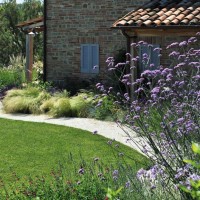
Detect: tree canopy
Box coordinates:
(0, 0, 43, 66)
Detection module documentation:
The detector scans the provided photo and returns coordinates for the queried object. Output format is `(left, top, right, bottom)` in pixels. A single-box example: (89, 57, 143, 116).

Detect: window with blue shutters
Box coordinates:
(81, 44, 99, 74)
(139, 44, 160, 73)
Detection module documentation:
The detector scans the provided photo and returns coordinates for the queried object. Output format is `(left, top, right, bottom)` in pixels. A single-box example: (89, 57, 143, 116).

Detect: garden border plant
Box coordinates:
(96, 33, 200, 199)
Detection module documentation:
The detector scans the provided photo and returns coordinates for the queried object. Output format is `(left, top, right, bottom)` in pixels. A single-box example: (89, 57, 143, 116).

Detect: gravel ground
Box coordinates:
(0, 101, 146, 154)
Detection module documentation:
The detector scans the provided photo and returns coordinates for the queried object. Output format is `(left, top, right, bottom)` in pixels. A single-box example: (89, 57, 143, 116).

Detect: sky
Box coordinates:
(0, 0, 24, 3)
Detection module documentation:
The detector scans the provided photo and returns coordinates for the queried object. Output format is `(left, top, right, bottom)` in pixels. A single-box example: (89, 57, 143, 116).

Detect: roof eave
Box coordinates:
(111, 25, 200, 29)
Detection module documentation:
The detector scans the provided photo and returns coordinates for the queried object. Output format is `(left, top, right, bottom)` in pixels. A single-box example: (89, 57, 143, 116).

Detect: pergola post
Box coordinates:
(17, 17, 44, 83)
(25, 33, 34, 82)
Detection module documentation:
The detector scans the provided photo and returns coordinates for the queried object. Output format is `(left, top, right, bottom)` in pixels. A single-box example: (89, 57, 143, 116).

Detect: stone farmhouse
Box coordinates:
(18, 0, 200, 89)
(43, 0, 149, 89)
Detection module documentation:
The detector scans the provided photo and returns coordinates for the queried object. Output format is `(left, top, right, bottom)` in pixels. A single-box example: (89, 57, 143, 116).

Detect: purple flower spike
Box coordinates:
(177, 118, 184, 123)
(96, 83, 101, 87)
(151, 87, 160, 94)
(125, 181, 131, 188)
(166, 42, 179, 49)
(179, 41, 187, 47)
(113, 170, 119, 176)
(78, 168, 84, 175)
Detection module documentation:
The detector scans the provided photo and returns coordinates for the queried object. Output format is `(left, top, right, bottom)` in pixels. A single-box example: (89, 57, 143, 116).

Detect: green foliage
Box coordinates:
(183, 142, 200, 170)
(40, 98, 54, 113)
(70, 93, 93, 117)
(179, 143, 200, 199)
(0, 68, 23, 89)
(53, 89, 70, 98)
(2, 86, 122, 120)
(106, 187, 123, 200)
(192, 143, 200, 155)
(40, 96, 72, 117)
(0, 0, 43, 66)
(0, 162, 144, 200)
(32, 60, 43, 82)
(2, 87, 50, 114)
(50, 97, 71, 117)
(41, 93, 93, 118)
(0, 55, 25, 89)
(92, 96, 123, 121)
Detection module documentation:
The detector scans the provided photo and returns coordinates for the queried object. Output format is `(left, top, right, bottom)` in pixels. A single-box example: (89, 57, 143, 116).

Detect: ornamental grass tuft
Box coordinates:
(3, 87, 50, 114)
(70, 93, 93, 117)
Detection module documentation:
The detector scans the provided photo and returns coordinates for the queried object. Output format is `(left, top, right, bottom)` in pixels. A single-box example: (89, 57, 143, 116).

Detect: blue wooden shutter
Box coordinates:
(81, 44, 90, 73)
(81, 44, 99, 73)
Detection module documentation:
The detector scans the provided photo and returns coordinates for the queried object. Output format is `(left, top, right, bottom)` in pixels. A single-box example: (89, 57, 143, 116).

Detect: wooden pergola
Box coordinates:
(17, 16, 44, 82)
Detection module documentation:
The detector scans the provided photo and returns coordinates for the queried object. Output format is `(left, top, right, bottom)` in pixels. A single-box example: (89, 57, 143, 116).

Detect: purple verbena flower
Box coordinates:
(177, 117, 184, 124)
(166, 42, 179, 49)
(125, 181, 131, 188)
(78, 168, 84, 175)
(113, 170, 119, 176)
(169, 51, 180, 57)
(151, 87, 160, 94)
(179, 41, 187, 47)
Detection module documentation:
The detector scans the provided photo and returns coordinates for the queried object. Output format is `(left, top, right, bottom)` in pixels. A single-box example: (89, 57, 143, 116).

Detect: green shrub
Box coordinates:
(0, 67, 24, 89)
(29, 91, 51, 114)
(2, 87, 50, 114)
(2, 86, 124, 120)
(32, 60, 43, 81)
(3, 88, 72, 117)
(70, 93, 92, 117)
(0, 55, 26, 89)
(54, 89, 70, 98)
(50, 97, 71, 117)
(3, 96, 30, 113)
(91, 96, 122, 121)
(40, 97, 71, 117)
(40, 98, 54, 113)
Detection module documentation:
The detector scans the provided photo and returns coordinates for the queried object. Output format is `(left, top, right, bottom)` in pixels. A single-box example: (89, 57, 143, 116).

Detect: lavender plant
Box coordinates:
(0, 156, 175, 200)
(98, 33, 200, 199)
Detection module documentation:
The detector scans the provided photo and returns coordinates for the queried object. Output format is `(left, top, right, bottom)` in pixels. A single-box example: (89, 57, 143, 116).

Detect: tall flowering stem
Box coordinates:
(98, 34, 200, 199)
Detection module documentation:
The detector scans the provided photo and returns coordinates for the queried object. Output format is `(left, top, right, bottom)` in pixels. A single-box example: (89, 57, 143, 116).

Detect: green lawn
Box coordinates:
(0, 118, 148, 183)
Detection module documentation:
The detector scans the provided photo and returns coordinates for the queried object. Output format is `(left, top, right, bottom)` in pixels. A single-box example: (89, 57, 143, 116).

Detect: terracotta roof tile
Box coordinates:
(113, 0, 200, 27)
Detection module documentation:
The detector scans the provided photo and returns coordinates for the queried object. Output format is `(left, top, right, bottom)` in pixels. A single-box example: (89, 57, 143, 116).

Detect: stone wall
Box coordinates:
(45, 0, 149, 87)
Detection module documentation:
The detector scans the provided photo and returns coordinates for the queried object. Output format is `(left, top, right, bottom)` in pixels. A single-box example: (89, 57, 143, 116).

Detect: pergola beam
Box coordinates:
(21, 21, 44, 32)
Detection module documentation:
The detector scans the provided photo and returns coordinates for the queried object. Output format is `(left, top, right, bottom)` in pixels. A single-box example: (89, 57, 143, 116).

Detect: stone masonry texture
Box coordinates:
(45, 0, 149, 87)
